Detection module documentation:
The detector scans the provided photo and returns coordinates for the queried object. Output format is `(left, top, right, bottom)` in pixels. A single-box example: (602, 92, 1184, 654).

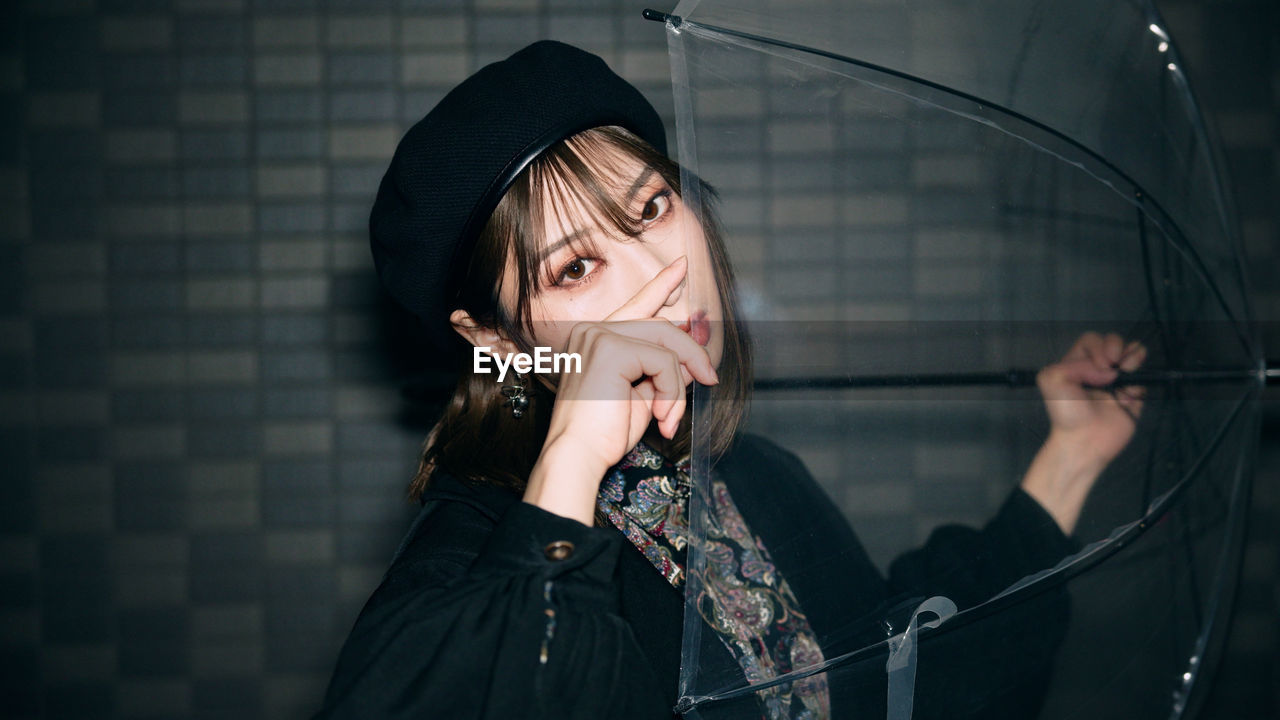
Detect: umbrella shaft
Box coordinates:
(753, 366, 1267, 391)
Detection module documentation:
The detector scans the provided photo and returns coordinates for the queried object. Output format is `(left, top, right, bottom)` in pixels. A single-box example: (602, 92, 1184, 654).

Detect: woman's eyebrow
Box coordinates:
(623, 167, 656, 203)
(537, 229, 589, 264)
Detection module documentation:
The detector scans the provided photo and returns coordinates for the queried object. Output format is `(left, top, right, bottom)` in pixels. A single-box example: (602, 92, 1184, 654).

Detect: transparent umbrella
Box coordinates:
(643, 0, 1272, 718)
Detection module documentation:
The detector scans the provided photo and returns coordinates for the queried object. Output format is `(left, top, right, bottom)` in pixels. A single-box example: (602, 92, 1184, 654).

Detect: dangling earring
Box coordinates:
(501, 372, 529, 419)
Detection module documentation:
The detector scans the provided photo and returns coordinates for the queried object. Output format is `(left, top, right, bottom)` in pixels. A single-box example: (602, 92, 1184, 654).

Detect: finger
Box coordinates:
(1118, 342, 1147, 373)
(632, 375, 656, 407)
(603, 338, 686, 424)
(1078, 332, 1110, 368)
(1103, 333, 1125, 367)
(1115, 386, 1145, 417)
(1045, 356, 1118, 390)
(606, 319, 717, 385)
(1120, 385, 1147, 401)
(661, 389, 685, 439)
(637, 349, 686, 439)
(1064, 331, 1103, 361)
(1115, 385, 1147, 417)
(628, 380, 658, 448)
(605, 256, 688, 322)
(580, 327, 698, 394)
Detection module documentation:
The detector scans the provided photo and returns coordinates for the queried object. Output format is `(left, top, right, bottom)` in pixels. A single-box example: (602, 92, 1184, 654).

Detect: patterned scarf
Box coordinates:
(597, 442, 831, 720)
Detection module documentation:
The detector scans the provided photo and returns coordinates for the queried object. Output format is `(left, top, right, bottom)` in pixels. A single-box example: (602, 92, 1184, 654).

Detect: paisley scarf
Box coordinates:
(597, 442, 831, 720)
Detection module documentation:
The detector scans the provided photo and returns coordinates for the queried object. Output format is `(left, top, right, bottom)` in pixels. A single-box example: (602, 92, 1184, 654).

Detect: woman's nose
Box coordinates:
(627, 246, 684, 307)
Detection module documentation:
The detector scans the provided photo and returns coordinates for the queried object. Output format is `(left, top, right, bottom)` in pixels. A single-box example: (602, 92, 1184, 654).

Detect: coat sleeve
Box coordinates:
(886, 487, 1079, 608)
(314, 499, 674, 720)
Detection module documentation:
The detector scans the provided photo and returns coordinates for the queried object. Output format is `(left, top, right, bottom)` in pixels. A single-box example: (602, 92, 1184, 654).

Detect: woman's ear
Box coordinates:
(450, 309, 520, 358)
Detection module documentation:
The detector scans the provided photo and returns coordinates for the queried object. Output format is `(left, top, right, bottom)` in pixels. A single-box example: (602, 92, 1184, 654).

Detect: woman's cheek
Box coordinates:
(530, 301, 590, 354)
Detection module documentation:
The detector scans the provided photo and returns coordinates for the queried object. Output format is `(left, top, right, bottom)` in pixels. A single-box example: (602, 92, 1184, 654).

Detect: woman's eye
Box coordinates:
(640, 192, 671, 224)
(555, 257, 597, 285)
(563, 259, 587, 280)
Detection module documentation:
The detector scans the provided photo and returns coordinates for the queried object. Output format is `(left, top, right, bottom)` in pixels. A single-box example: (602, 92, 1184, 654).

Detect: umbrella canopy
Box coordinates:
(650, 0, 1266, 718)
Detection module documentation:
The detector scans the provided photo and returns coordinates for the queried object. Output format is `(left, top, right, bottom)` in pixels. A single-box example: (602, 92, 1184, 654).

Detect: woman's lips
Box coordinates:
(678, 311, 711, 347)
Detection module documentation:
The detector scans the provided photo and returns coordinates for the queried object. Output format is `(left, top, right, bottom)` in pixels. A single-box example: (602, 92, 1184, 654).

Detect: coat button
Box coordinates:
(543, 540, 575, 561)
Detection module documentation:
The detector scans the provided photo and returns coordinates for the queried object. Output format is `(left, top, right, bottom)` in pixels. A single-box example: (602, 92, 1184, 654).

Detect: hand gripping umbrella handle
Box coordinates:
(885, 596, 958, 720)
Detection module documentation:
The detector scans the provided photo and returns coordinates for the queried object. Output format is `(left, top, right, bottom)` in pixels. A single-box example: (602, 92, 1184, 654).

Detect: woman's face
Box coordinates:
(500, 149, 725, 372)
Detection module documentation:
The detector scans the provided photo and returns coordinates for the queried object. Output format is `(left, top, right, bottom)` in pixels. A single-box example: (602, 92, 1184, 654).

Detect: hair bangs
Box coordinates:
(529, 131, 655, 249)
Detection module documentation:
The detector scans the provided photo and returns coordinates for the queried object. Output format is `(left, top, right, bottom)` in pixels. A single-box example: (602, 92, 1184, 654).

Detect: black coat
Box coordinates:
(316, 435, 1077, 719)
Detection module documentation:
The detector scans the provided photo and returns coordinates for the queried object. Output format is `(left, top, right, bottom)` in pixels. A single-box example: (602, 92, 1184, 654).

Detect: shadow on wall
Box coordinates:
(371, 286, 454, 433)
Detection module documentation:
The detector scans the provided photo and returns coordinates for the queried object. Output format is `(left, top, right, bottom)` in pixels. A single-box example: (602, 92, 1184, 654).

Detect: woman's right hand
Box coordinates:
(522, 256, 719, 525)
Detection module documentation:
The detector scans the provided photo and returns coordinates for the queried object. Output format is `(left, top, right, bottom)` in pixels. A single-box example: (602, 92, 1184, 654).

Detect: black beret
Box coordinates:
(369, 40, 668, 349)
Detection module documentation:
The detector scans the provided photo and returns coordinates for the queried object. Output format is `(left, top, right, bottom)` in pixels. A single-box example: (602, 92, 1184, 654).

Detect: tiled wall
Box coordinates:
(1, 1, 1274, 719)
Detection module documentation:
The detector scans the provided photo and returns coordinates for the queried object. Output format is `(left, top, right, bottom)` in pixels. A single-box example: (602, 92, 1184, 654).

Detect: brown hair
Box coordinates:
(408, 126, 753, 501)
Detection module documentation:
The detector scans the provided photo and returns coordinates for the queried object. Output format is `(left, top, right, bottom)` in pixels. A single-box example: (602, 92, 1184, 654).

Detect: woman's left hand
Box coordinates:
(1021, 332, 1147, 534)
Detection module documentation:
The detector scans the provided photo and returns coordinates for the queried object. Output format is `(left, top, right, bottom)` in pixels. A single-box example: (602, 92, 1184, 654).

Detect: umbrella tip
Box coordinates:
(642, 8, 682, 27)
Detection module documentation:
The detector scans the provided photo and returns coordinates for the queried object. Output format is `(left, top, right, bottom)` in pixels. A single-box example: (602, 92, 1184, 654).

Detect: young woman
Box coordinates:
(316, 41, 1145, 720)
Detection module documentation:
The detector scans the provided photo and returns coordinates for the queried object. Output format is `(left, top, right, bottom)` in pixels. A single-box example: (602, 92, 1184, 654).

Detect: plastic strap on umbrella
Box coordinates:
(885, 596, 958, 720)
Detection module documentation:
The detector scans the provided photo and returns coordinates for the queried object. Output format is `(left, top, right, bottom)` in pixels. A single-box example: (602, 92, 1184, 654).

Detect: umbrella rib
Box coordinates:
(658, 16, 1259, 361)
(650, 9, 1265, 715)
(675, 388, 1254, 712)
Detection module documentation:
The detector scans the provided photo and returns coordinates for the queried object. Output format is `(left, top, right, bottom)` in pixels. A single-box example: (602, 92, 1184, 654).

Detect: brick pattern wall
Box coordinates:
(0, 1, 1273, 718)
